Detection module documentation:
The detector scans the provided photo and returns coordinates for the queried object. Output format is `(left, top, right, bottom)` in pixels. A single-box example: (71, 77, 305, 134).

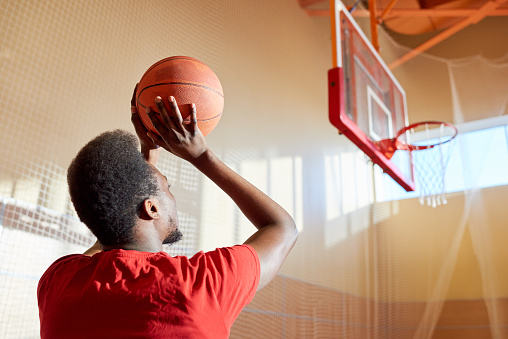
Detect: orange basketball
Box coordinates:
(136, 56, 224, 136)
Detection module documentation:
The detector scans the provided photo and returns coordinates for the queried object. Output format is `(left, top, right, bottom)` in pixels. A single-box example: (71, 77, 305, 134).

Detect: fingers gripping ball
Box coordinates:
(136, 56, 224, 136)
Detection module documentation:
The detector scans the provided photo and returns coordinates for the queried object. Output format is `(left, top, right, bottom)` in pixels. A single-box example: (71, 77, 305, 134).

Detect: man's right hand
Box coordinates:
(146, 96, 209, 163)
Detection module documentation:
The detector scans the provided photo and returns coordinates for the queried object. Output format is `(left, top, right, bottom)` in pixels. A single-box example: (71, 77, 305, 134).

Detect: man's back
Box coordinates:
(38, 245, 259, 339)
(38, 98, 297, 337)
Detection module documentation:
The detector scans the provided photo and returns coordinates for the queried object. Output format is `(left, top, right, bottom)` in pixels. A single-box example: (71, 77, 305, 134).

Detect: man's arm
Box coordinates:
(131, 84, 161, 165)
(193, 150, 297, 289)
(146, 96, 298, 290)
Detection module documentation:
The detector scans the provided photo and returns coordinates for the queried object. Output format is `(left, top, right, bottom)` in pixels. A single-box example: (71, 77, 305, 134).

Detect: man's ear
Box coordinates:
(141, 198, 160, 220)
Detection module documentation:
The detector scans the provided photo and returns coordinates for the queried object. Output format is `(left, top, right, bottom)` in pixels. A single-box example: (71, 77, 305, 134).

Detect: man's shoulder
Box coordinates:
(190, 244, 259, 264)
(186, 244, 260, 285)
(42, 253, 87, 277)
(37, 253, 87, 296)
(193, 244, 261, 326)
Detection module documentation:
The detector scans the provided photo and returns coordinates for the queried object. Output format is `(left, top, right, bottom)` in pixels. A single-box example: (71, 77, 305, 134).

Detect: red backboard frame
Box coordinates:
(328, 1, 415, 192)
(328, 67, 415, 191)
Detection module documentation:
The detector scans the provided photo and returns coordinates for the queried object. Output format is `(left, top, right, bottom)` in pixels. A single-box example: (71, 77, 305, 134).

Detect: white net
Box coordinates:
(407, 123, 458, 207)
(375, 14, 508, 339)
(1, 0, 507, 338)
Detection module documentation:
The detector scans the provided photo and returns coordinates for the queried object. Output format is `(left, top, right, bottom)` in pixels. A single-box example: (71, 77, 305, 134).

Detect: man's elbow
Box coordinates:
(283, 216, 298, 249)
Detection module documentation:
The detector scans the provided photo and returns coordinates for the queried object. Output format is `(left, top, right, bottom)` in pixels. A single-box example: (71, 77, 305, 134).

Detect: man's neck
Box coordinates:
(102, 241, 163, 253)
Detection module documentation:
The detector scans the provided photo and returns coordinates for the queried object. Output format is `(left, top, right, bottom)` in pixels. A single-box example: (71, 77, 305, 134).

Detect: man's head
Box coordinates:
(67, 130, 181, 247)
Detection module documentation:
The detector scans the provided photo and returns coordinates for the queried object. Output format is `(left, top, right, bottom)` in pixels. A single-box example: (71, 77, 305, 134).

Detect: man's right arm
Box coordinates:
(190, 150, 298, 290)
(145, 96, 298, 290)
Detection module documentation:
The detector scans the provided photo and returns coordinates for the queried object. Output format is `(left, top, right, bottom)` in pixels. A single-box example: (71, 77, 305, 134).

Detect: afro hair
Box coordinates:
(67, 130, 158, 245)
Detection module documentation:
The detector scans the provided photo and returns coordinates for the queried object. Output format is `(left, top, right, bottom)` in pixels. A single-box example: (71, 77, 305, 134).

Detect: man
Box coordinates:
(37, 92, 298, 339)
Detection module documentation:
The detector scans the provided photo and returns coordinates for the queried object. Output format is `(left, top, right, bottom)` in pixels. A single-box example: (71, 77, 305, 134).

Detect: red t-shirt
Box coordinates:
(37, 244, 259, 339)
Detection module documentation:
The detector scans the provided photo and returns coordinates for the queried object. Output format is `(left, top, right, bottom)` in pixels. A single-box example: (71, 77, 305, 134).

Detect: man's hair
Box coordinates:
(67, 130, 158, 245)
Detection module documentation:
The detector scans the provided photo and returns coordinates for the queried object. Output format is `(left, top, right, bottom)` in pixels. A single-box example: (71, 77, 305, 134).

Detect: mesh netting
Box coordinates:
(1, 0, 508, 338)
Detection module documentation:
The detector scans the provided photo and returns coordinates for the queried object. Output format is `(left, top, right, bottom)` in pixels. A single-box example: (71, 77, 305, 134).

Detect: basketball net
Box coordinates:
(407, 123, 457, 207)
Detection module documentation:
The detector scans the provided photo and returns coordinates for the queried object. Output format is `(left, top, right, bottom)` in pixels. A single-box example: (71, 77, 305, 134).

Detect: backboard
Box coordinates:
(328, 0, 415, 191)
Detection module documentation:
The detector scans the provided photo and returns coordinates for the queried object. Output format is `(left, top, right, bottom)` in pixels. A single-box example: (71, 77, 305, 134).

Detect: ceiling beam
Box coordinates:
(369, 0, 380, 51)
(379, 0, 401, 21)
(388, 0, 508, 69)
(305, 7, 508, 17)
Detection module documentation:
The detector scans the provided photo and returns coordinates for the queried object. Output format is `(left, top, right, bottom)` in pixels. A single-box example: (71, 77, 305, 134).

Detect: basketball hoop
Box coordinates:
(376, 121, 458, 207)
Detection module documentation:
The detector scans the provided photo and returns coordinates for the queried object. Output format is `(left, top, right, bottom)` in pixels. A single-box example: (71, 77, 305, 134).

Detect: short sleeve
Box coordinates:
(201, 244, 260, 327)
(37, 254, 85, 297)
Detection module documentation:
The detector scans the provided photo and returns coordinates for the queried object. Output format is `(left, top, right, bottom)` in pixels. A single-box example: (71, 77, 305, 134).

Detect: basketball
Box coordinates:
(135, 56, 224, 136)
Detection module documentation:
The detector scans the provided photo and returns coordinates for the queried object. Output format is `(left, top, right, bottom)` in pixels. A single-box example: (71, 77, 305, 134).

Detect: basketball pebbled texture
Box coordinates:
(136, 56, 224, 136)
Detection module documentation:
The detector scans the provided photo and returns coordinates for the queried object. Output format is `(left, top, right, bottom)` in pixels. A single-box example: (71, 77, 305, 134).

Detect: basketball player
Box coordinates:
(37, 89, 298, 338)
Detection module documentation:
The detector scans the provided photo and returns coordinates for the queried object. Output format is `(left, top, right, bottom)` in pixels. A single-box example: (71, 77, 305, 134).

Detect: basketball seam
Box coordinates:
(142, 111, 222, 122)
(140, 56, 208, 80)
(136, 111, 222, 139)
(138, 82, 224, 100)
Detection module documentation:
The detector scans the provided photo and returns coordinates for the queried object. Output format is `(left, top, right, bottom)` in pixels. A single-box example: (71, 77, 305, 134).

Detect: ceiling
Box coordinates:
(299, 0, 508, 68)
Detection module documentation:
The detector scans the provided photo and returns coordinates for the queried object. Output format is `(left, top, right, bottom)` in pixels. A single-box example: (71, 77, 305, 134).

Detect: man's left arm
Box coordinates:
(131, 84, 161, 166)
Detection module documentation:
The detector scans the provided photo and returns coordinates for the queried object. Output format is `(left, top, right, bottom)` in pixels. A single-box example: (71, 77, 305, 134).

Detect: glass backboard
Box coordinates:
(328, 0, 415, 191)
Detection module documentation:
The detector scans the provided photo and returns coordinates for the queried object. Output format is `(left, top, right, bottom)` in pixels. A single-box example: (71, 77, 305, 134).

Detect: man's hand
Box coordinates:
(130, 84, 161, 165)
(146, 96, 209, 163)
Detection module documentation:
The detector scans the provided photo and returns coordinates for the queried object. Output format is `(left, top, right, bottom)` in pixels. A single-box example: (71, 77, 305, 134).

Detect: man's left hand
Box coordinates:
(130, 84, 161, 165)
